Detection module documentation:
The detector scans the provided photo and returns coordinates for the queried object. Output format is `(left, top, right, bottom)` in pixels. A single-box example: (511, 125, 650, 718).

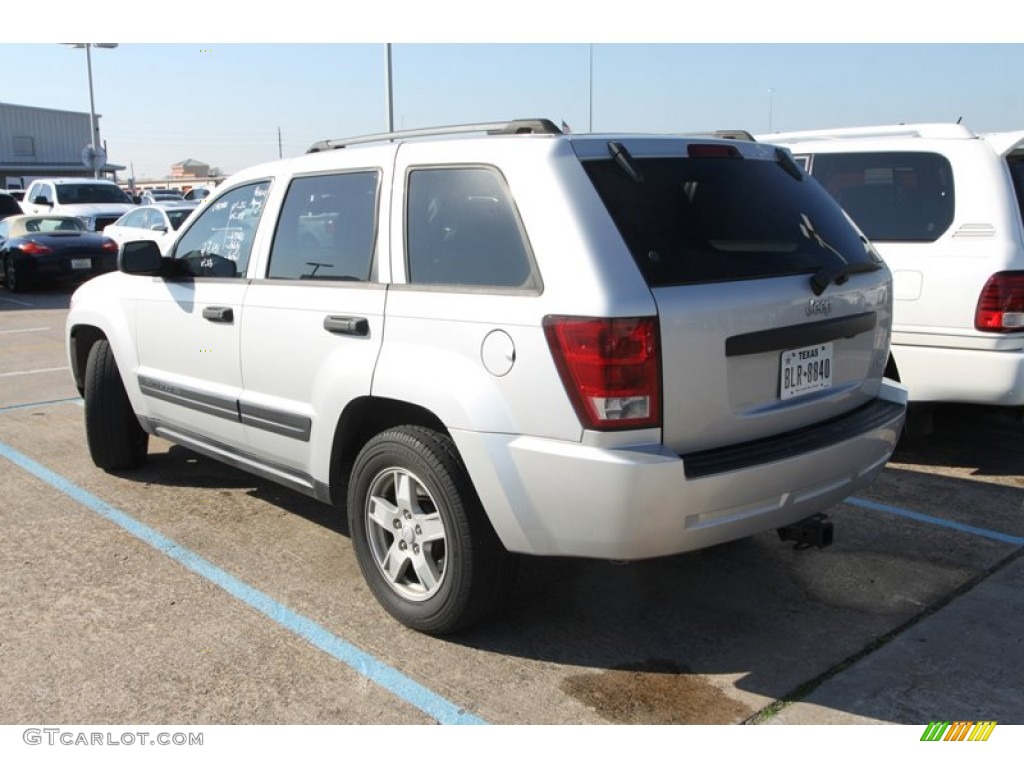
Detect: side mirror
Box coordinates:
(118, 240, 163, 275)
(150, 224, 168, 233)
(33, 196, 51, 206)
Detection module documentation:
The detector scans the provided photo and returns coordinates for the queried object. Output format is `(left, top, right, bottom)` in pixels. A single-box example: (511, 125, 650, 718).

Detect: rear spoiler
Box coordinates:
(983, 130, 1024, 157)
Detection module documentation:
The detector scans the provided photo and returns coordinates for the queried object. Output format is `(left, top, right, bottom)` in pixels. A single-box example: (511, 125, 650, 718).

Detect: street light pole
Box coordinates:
(84, 44, 99, 178)
(66, 43, 118, 178)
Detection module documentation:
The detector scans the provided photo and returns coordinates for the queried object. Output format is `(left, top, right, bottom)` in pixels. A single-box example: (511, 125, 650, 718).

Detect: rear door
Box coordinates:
(578, 138, 892, 454)
(238, 166, 388, 478)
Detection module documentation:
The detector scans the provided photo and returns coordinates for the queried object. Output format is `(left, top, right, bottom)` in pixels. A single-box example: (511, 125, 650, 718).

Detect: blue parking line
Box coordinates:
(0, 440, 486, 725)
(0, 397, 83, 413)
(846, 496, 1024, 547)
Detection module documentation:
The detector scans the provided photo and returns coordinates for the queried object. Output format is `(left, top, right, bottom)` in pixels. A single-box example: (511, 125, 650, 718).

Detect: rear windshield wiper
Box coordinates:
(608, 141, 644, 183)
(801, 213, 881, 295)
(810, 259, 882, 296)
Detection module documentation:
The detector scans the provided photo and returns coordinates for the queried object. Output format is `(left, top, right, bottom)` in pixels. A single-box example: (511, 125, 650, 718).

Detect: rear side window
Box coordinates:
(584, 154, 877, 287)
(406, 166, 536, 289)
(268, 171, 379, 281)
(809, 152, 955, 242)
(1008, 154, 1024, 227)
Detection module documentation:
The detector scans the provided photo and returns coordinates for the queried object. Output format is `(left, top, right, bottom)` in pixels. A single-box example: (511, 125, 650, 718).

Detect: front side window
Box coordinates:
(173, 181, 271, 278)
(809, 151, 955, 242)
(31, 184, 53, 205)
(405, 166, 536, 289)
(267, 171, 379, 281)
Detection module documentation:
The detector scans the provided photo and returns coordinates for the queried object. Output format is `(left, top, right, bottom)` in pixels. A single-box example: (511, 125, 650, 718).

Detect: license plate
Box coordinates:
(780, 342, 833, 400)
(71, 258, 91, 270)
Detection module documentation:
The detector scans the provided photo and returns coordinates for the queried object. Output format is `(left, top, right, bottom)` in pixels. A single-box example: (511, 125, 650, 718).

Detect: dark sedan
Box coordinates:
(0, 215, 119, 293)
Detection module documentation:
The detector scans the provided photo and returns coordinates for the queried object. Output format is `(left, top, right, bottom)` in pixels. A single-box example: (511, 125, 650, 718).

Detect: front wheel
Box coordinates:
(347, 426, 518, 635)
(83, 340, 149, 470)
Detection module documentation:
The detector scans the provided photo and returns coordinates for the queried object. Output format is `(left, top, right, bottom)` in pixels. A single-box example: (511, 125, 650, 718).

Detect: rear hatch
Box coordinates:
(575, 137, 892, 454)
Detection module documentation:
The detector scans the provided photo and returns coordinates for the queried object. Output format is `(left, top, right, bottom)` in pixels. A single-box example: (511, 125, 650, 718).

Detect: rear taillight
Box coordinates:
(101, 238, 119, 253)
(543, 316, 661, 430)
(975, 272, 1024, 332)
(20, 241, 52, 255)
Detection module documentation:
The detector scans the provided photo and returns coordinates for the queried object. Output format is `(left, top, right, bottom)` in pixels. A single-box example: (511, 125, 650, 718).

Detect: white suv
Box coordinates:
(66, 120, 906, 634)
(761, 124, 1024, 417)
(22, 178, 134, 231)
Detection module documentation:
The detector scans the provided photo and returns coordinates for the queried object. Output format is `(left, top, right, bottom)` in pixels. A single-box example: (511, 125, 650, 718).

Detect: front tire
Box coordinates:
(347, 426, 518, 635)
(83, 340, 149, 470)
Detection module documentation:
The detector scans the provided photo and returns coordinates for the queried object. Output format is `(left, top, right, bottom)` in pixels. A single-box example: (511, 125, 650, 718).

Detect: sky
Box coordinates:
(3, 2, 1022, 181)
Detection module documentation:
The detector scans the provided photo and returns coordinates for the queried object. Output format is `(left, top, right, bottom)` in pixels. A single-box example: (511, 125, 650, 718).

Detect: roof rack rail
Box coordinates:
(307, 118, 562, 153)
(762, 123, 977, 142)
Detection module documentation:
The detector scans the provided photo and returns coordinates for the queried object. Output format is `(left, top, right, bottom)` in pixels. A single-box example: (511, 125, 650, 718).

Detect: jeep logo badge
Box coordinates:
(806, 298, 832, 317)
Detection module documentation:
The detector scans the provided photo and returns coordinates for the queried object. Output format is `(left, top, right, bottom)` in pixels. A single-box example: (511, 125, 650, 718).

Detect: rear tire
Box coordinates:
(83, 340, 149, 470)
(347, 426, 518, 635)
(4, 255, 31, 293)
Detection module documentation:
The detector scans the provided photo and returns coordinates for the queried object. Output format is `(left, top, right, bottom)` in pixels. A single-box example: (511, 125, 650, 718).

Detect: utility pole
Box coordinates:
(278, 127, 283, 159)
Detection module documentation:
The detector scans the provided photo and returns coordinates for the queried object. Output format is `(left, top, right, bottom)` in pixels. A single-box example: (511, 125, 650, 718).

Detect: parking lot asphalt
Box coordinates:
(1, 285, 1022, 730)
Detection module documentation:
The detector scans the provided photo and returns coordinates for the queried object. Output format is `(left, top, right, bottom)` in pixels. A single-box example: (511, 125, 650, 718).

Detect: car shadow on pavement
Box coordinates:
(126, 444, 348, 536)
(893, 404, 1024, 477)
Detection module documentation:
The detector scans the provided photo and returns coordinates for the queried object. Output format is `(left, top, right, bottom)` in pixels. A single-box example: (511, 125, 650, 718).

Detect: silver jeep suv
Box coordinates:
(66, 120, 906, 634)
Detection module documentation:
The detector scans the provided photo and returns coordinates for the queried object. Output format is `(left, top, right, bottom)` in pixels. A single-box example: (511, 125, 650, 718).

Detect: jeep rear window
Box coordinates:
(808, 151, 955, 242)
(583, 155, 877, 287)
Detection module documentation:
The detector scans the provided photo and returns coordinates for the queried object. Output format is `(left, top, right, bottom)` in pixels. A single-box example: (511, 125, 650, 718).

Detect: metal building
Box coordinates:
(0, 102, 124, 189)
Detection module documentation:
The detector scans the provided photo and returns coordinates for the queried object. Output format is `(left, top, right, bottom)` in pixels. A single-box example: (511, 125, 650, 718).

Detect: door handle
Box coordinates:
(202, 306, 234, 322)
(324, 315, 369, 336)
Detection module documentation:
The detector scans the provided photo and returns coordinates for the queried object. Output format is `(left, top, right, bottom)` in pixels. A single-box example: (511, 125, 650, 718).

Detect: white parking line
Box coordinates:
(0, 297, 35, 307)
(0, 327, 50, 334)
(0, 366, 69, 378)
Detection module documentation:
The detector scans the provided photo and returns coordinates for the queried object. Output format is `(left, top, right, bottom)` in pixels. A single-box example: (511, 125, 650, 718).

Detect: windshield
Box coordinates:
(583, 154, 881, 287)
(55, 183, 132, 204)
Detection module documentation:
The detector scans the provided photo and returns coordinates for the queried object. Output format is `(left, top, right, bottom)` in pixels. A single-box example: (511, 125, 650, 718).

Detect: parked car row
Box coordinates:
(2, 178, 203, 291)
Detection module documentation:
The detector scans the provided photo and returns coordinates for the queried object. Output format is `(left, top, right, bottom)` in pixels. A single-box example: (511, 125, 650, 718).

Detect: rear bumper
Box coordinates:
(455, 380, 907, 560)
(894, 342, 1024, 406)
(11, 252, 116, 283)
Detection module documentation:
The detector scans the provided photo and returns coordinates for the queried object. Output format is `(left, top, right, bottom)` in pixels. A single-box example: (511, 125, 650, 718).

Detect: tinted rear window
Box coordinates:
(584, 155, 877, 287)
(1008, 154, 1024, 226)
(808, 151, 955, 242)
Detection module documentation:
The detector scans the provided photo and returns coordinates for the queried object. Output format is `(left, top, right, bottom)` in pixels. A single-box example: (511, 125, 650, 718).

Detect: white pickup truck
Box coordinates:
(22, 178, 134, 232)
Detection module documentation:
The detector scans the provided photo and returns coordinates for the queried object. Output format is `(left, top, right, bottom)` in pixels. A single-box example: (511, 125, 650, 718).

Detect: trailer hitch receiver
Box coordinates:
(777, 513, 834, 550)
